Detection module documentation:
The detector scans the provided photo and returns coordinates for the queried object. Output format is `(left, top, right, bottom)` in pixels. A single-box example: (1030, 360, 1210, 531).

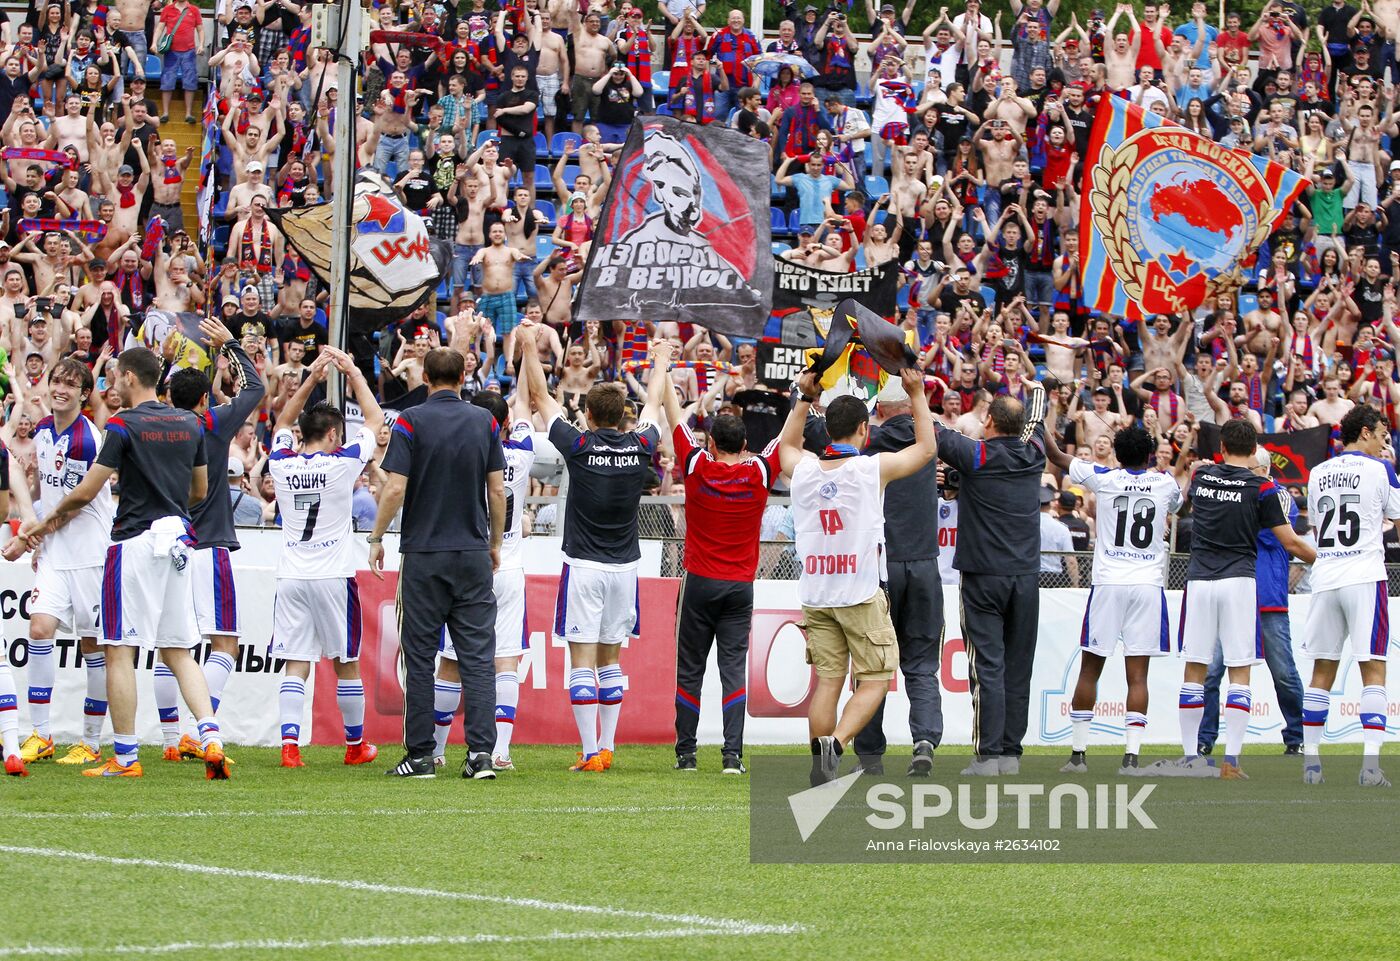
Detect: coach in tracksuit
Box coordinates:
(851, 378, 944, 777)
(935, 383, 1047, 775)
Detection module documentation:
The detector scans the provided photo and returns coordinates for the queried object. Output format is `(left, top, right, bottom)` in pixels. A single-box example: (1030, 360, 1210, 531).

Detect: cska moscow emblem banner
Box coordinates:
(1079, 96, 1307, 319)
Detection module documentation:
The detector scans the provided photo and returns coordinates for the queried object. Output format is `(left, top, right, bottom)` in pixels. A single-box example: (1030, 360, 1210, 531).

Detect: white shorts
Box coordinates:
(31, 560, 101, 637)
(552, 562, 638, 646)
(192, 546, 241, 638)
(270, 577, 363, 663)
(1178, 577, 1261, 667)
(438, 566, 528, 661)
(100, 524, 199, 649)
(1303, 581, 1391, 662)
(1079, 584, 1170, 658)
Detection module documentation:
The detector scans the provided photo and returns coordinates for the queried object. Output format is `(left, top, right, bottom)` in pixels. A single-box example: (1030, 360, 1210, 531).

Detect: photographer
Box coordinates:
(812, 8, 858, 106)
(591, 62, 643, 144)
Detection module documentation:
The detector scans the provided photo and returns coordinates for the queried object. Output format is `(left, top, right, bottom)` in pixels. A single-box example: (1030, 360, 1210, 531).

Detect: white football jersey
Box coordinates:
(32, 414, 113, 569)
(1306, 451, 1400, 593)
(1068, 459, 1182, 587)
(499, 420, 536, 571)
(936, 496, 960, 587)
(790, 454, 885, 608)
(269, 425, 376, 579)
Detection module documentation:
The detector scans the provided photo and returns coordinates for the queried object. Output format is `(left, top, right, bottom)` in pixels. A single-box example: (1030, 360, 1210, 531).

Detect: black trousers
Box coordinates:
(960, 572, 1039, 759)
(399, 550, 497, 758)
(673, 572, 751, 757)
(853, 558, 945, 758)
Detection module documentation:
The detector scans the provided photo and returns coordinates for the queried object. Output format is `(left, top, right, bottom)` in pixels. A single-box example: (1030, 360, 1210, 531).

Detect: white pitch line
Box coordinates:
(1, 802, 748, 822)
(0, 845, 802, 936)
(0, 928, 739, 957)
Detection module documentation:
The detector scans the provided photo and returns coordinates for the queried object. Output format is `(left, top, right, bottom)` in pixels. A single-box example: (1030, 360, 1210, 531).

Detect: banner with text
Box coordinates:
(763, 258, 900, 346)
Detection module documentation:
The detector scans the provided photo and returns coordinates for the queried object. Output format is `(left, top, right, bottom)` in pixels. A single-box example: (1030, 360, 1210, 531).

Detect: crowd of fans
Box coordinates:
(3, 0, 1400, 560)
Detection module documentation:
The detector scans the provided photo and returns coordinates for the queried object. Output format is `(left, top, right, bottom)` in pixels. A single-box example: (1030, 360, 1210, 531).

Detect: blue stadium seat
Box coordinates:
(536, 199, 556, 226)
(533, 132, 548, 155)
(211, 225, 230, 259)
(144, 54, 161, 84)
(896, 284, 910, 310)
(654, 103, 672, 116)
(771, 207, 792, 236)
(212, 192, 228, 221)
(864, 176, 889, 198)
(652, 69, 670, 95)
(508, 165, 524, 187)
(855, 247, 867, 270)
(771, 176, 784, 200)
(788, 208, 803, 234)
(537, 236, 554, 261)
(1238, 292, 1259, 316)
(551, 132, 581, 157)
(435, 277, 451, 303)
(871, 209, 889, 227)
(560, 164, 580, 190)
(772, 242, 792, 255)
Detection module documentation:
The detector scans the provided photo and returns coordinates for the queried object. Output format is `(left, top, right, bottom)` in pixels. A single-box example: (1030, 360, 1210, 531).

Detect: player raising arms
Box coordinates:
(1043, 423, 1183, 774)
(267, 348, 384, 768)
(1161, 420, 1316, 780)
(518, 317, 671, 773)
(1301, 405, 1400, 786)
(431, 381, 536, 772)
(4, 360, 113, 767)
(11, 348, 228, 779)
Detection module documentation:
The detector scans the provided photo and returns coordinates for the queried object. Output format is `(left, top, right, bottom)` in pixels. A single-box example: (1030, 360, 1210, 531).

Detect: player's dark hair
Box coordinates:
(299, 401, 344, 445)
(585, 383, 625, 428)
(1340, 403, 1387, 445)
(168, 367, 212, 411)
(1113, 424, 1154, 469)
(1220, 417, 1258, 456)
(471, 391, 509, 426)
(48, 356, 94, 398)
(423, 347, 465, 387)
(117, 347, 162, 388)
(826, 395, 870, 442)
(987, 395, 1026, 437)
(709, 413, 746, 454)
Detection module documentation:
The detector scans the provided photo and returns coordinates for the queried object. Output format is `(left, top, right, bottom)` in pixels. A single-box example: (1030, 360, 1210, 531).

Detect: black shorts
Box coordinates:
(497, 133, 536, 173)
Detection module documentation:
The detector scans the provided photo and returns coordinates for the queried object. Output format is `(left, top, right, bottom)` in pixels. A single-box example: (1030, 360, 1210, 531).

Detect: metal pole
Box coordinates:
(327, 1, 363, 410)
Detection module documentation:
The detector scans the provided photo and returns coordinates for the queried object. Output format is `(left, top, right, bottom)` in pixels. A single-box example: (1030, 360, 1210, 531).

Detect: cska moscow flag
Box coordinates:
(1079, 96, 1307, 319)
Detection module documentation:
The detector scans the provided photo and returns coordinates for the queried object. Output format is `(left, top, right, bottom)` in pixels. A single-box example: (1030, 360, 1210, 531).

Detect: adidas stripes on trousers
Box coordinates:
(959, 572, 1039, 760)
(853, 558, 945, 759)
(399, 550, 497, 758)
(673, 572, 751, 757)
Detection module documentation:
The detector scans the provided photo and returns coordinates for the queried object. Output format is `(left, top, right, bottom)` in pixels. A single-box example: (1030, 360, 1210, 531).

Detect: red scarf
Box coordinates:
(161, 156, 181, 185)
(239, 219, 273, 274)
(116, 183, 137, 208)
(1149, 389, 1179, 424)
(113, 268, 145, 311)
(678, 69, 716, 124)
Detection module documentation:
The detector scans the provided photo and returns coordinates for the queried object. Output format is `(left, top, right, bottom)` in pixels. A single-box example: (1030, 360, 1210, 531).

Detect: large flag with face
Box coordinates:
(574, 116, 772, 338)
(1080, 96, 1307, 319)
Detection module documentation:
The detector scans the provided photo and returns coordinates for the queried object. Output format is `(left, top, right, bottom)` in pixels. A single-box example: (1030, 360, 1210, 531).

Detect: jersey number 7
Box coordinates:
(294, 492, 322, 542)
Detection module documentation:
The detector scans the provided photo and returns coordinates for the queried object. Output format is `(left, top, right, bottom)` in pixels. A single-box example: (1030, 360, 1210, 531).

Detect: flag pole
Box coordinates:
(327, 1, 363, 411)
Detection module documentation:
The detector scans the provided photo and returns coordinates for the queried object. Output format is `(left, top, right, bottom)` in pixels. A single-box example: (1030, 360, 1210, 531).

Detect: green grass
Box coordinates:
(1, 744, 1396, 960)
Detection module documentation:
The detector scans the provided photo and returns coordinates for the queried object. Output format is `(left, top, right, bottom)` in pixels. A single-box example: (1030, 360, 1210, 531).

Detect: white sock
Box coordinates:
(25, 641, 54, 738)
(83, 652, 107, 751)
(568, 667, 599, 758)
(279, 676, 306, 745)
(0, 660, 19, 757)
(1070, 710, 1093, 752)
(1124, 711, 1147, 756)
(1302, 686, 1329, 763)
(597, 664, 624, 752)
(494, 671, 519, 757)
(336, 680, 365, 746)
(1361, 684, 1387, 767)
(153, 662, 182, 747)
(433, 680, 461, 759)
(203, 651, 237, 714)
(1179, 682, 1205, 757)
(195, 716, 221, 752)
(1224, 684, 1252, 763)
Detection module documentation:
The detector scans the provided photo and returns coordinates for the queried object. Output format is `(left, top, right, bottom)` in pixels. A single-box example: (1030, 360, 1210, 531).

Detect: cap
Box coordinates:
(880, 3, 895, 11)
(1255, 448, 1272, 471)
(803, 4, 818, 11)
(1057, 490, 1077, 510)
(1039, 485, 1056, 505)
(87, 257, 106, 270)
(1389, 160, 1400, 171)
(1093, 386, 1111, 396)
(797, 226, 814, 236)
(221, 295, 240, 309)
(117, 164, 134, 176)
(568, 190, 587, 206)
(1321, 167, 1336, 177)
(246, 160, 264, 172)
(227, 456, 246, 479)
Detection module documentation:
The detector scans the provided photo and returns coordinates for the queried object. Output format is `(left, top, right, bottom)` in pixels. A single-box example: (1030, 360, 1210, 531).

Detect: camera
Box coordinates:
(943, 467, 961, 491)
(35, 297, 51, 314)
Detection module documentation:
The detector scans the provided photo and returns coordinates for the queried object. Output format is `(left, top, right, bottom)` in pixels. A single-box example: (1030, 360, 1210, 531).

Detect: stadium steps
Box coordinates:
(165, 119, 205, 231)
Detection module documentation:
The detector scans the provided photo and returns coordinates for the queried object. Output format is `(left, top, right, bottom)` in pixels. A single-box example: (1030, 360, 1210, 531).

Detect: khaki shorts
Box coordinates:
(801, 592, 898, 681)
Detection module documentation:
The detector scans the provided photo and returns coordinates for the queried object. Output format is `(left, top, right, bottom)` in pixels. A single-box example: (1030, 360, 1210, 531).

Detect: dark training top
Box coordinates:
(1185, 462, 1287, 581)
(98, 401, 208, 541)
(381, 390, 505, 553)
(549, 415, 661, 566)
(191, 344, 266, 550)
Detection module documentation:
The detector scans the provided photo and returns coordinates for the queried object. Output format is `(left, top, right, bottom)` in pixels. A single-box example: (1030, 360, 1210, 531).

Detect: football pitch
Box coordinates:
(1, 744, 1395, 961)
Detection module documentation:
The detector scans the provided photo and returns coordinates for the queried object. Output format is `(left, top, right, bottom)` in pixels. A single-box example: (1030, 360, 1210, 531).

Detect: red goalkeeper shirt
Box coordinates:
(674, 422, 780, 581)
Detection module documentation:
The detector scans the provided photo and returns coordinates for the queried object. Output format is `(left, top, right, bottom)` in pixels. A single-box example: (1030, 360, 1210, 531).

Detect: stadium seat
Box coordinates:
(652, 69, 669, 96)
(212, 192, 228, 221)
(144, 54, 161, 84)
(771, 176, 784, 200)
(771, 207, 792, 237)
(1238, 292, 1259, 316)
(560, 164, 580, 190)
(508, 166, 524, 187)
(533, 132, 548, 156)
(788, 209, 803, 234)
(871, 209, 889, 227)
(551, 132, 581, 157)
(772, 242, 792, 255)
(533, 163, 550, 186)
(435, 277, 451, 303)
(855, 247, 867, 270)
(654, 103, 672, 116)
(537, 236, 554, 261)
(536, 199, 556, 226)
(211, 225, 230, 259)
(896, 284, 910, 310)
(864, 176, 889, 198)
